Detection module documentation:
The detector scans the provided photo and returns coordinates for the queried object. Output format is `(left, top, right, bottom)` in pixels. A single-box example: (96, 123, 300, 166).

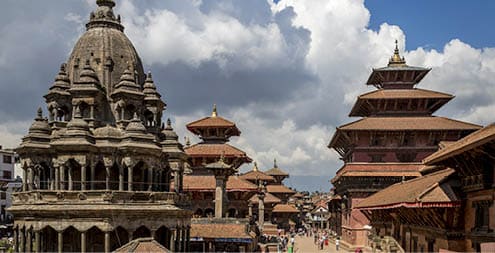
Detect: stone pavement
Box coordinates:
(286, 234, 352, 253)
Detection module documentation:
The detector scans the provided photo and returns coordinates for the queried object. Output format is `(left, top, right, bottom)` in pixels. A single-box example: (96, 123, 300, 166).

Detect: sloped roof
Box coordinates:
(358, 88, 453, 100)
(190, 223, 252, 239)
(356, 168, 459, 210)
(186, 116, 240, 135)
(338, 117, 481, 131)
(424, 124, 495, 165)
(292, 192, 304, 198)
(331, 163, 423, 183)
(239, 170, 275, 182)
(266, 184, 295, 194)
(114, 238, 171, 253)
(182, 175, 258, 192)
(272, 204, 299, 213)
(185, 143, 251, 161)
(265, 167, 289, 176)
(249, 192, 281, 204)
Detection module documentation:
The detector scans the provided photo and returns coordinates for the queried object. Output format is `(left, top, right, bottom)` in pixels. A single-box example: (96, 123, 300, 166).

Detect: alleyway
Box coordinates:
(287, 235, 352, 253)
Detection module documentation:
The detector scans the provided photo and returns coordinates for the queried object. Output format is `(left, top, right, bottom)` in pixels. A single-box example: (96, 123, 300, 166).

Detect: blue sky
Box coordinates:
(365, 0, 495, 51)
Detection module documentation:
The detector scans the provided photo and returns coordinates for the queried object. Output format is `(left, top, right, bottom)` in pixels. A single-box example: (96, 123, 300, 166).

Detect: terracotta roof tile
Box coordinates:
(185, 143, 251, 161)
(182, 175, 258, 191)
(239, 170, 275, 182)
(356, 168, 459, 210)
(249, 192, 281, 204)
(265, 167, 289, 176)
(266, 184, 295, 194)
(358, 88, 453, 100)
(272, 204, 299, 213)
(186, 116, 240, 135)
(190, 223, 252, 239)
(114, 238, 170, 253)
(424, 124, 495, 165)
(338, 117, 481, 131)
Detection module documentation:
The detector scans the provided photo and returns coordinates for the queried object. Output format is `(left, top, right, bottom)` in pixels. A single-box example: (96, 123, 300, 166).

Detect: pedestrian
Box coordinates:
(291, 236, 295, 246)
(336, 237, 340, 251)
(314, 233, 318, 244)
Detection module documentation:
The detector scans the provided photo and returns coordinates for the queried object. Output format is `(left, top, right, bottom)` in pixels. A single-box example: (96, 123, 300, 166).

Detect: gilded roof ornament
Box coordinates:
(253, 162, 259, 171)
(212, 104, 218, 117)
(388, 40, 406, 67)
(274, 158, 278, 168)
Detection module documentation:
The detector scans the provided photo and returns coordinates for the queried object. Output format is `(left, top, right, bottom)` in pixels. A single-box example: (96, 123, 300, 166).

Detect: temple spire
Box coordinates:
(96, 0, 115, 8)
(274, 158, 278, 168)
(37, 107, 43, 119)
(212, 104, 218, 117)
(388, 40, 406, 67)
(253, 162, 259, 171)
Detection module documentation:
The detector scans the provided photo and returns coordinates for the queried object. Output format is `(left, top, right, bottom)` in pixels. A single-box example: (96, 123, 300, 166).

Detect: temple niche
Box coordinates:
(9, 0, 191, 252)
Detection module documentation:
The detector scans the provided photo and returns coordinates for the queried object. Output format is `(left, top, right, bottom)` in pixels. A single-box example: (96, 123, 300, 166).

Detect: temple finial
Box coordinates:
(74, 106, 82, 118)
(388, 39, 406, 66)
(36, 107, 43, 119)
(132, 112, 138, 120)
(96, 0, 115, 8)
(185, 136, 191, 147)
(212, 104, 218, 117)
(253, 162, 258, 171)
(167, 118, 172, 128)
(274, 158, 278, 168)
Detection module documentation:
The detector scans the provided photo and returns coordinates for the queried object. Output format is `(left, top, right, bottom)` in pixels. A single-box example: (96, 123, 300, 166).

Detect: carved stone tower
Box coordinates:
(10, 1, 191, 252)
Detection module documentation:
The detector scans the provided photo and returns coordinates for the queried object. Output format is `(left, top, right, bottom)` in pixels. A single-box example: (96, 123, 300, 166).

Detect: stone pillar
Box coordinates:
(186, 226, 190, 252)
(49, 166, 55, 190)
(81, 231, 86, 253)
(104, 231, 110, 253)
(248, 202, 253, 218)
(13, 227, 18, 252)
(20, 227, 25, 253)
(35, 230, 40, 253)
(128, 166, 133, 191)
(60, 165, 65, 190)
(176, 228, 182, 252)
(119, 165, 124, 191)
(169, 229, 176, 252)
(26, 228, 32, 253)
(173, 170, 180, 193)
(258, 193, 265, 232)
(54, 165, 60, 190)
(22, 168, 27, 191)
(214, 176, 227, 219)
(105, 166, 111, 190)
(147, 168, 153, 191)
(90, 165, 95, 190)
(68, 166, 73, 191)
(81, 164, 86, 190)
(57, 231, 63, 253)
(183, 227, 189, 253)
(27, 167, 34, 191)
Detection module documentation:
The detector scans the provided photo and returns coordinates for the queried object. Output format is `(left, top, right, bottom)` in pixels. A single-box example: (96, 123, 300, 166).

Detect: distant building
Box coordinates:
(328, 41, 481, 249)
(0, 147, 15, 182)
(0, 147, 17, 229)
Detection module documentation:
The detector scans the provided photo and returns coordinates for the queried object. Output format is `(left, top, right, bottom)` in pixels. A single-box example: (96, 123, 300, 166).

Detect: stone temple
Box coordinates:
(9, 0, 191, 252)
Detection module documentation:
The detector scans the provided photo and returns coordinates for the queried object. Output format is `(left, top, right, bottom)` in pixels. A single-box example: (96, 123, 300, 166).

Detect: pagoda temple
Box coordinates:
(328, 41, 482, 248)
(182, 106, 257, 252)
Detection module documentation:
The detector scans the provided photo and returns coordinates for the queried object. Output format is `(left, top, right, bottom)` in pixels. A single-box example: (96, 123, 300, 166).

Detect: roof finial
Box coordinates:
(212, 104, 218, 117)
(185, 136, 191, 147)
(388, 39, 406, 66)
(274, 158, 278, 168)
(36, 107, 43, 119)
(166, 118, 172, 129)
(96, 0, 115, 8)
(219, 151, 225, 163)
(253, 162, 259, 171)
(74, 106, 82, 119)
(132, 112, 138, 120)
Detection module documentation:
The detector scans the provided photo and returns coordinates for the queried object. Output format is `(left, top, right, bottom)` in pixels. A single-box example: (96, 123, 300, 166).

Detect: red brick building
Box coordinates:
(328, 41, 481, 248)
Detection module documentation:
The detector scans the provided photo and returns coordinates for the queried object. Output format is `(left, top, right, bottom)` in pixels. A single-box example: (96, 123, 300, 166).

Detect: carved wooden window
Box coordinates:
(473, 200, 492, 232)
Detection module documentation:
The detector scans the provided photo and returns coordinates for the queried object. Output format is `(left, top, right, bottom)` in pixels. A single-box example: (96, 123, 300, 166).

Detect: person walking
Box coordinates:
(336, 237, 340, 251)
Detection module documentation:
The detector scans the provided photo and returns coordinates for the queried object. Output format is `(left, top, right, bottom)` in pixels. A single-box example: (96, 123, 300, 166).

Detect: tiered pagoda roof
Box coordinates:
(239, 162, 275, 182)
(181, 175, 257, 192)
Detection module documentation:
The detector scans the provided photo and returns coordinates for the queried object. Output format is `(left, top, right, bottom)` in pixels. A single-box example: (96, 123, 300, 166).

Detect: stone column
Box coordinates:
(248, 202, 253, 218)
(176, 228, 181, 252)
(128, 166, 133, 191)
(90, 165, 95, 190)
(173, 170, 180, 193)
(186, 226, 191, 252)
(20, 227, 25, 253)
(28, 167, 34, 191)
(169, 229, 176, 252)
(49, 166, 54, 190)
(26, 228, 32, 253)
(68, 166, 73, 191)
(183, 227, 189, 253)
(105, 166, 111, 190)
(54, 165, 60, 190)
(22, 168, 27, 191)
(35, 230, 40, 253)
(13, 227, 18, 252)
(81, 164, 86, 190)
(119, 165, 124, 191)
(258, 193, 265, 232)
(60, 165, 66, 190)
(104, 231, 110, 253)
(214, 176, 227, 219)
(57, 231, 63, 253)
(147, 168, 153, 191)
(81, 231, 86, 253)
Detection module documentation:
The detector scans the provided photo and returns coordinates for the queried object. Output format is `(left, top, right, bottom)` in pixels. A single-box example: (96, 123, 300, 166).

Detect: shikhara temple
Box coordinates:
(5, 0, 495, 252)
(328, 41, 486, 250)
